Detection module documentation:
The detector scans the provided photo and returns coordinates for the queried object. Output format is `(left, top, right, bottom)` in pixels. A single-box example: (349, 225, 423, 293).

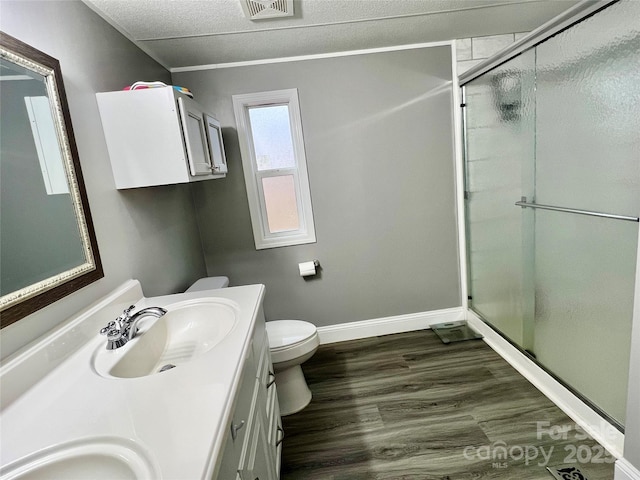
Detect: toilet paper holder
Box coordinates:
(298, 260, 320, 277)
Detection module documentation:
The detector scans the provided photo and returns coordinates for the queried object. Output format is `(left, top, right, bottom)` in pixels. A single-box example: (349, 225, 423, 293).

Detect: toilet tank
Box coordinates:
(185, 276, 229, 292)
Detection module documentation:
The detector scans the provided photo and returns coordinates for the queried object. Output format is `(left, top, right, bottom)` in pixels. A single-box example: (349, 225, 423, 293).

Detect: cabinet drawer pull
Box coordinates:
(231, 420, 245, 441)
(266, 371, 276, 388)
(276, 426, 285, 447)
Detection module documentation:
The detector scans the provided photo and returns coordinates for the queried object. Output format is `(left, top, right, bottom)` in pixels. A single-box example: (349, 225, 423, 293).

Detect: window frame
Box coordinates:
(233, 88, 316, 249)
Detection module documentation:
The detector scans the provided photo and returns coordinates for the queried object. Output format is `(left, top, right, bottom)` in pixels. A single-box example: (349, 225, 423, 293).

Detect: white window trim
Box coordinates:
(233, 88, 316, 249)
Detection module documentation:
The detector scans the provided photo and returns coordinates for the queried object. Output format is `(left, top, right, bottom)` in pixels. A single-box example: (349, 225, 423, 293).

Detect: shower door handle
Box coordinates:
(515, 198, 638, 223)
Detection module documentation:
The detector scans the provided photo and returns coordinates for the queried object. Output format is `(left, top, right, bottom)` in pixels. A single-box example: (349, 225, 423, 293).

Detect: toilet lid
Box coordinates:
(185, 276, 229, 292)
(266, 320, 317, 349)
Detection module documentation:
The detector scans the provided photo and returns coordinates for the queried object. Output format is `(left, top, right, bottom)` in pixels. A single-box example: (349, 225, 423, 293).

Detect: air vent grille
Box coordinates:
(241, 0, 293, 20)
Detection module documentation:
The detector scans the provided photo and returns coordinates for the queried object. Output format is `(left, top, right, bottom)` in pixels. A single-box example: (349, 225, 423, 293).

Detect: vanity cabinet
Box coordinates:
(215, 308, 282, 480)
(96, 86, 227, 189)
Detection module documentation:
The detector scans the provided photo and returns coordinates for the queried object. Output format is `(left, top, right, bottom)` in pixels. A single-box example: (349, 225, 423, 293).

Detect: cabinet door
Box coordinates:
(257, 337, 282, 477)
(216, 431, 240, 480)
(177, 96, 212, 176)
(216, 352, 256, 479)
(238, 406, 276, 480)
(96, 87, 191, 188)
(268, 388, 283, 478)
(205, 114, 228, 174)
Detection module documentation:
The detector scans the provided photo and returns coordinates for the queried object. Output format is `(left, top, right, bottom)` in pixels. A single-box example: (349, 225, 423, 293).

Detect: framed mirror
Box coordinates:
(0, 31, 103, 327)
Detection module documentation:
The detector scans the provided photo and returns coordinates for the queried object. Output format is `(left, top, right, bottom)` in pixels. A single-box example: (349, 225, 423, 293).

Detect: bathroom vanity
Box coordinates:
(0, 281, 281, 479)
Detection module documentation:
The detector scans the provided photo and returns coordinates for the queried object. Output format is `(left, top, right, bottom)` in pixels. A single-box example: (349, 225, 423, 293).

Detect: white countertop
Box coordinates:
(0, 281, 266, 479)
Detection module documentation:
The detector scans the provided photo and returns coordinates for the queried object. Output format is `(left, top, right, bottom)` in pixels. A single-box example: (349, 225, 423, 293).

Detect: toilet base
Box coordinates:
(274, 364, 312, 416)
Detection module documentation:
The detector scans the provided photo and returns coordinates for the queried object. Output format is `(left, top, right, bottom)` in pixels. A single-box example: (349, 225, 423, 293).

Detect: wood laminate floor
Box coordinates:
(280, 330, 615, 480)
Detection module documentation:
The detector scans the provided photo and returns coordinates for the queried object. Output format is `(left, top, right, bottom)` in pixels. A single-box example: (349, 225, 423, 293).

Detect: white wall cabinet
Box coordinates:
(96, 86, 227, 189)
(215, 309, 282, 480)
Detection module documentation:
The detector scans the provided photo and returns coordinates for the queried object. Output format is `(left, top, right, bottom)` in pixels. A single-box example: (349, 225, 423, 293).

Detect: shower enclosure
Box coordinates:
(461, 0, 639, 429)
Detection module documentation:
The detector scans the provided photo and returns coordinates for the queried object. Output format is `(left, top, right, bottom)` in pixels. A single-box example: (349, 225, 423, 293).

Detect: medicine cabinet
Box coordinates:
(96, 86, 227, 189)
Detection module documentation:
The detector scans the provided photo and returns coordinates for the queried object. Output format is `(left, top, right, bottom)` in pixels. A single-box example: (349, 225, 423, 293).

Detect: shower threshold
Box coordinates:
(431, 320, 483, 344)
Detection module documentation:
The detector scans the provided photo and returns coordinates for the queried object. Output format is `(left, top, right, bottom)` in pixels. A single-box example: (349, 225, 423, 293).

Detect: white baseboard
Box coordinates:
(316, 307, 465, 345)
(616, 459, 640, 480)
(466, 310, 625, 459)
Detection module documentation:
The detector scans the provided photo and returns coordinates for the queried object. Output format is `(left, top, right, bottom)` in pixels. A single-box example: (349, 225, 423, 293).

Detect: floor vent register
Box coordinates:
(547, 465, 589, 480)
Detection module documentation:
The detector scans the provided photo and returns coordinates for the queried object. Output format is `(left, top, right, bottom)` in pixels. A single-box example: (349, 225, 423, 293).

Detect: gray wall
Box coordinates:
(0, 0, 207, 360)
(173, 47, 461, 327)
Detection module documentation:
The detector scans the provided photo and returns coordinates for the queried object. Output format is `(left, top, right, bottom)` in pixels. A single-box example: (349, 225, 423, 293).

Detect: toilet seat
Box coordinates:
(266, 320, 319, 369)
(266, 320, 317, 350)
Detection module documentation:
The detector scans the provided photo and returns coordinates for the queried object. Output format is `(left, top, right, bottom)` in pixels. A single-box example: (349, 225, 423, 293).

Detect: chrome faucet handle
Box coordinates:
(118, 305, 136, 324)
(115, 306, 137, 335)
(99, 321, 117, 335)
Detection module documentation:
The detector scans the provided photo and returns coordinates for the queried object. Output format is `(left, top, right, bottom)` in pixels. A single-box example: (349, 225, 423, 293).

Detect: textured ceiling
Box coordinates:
(83, 0, 579, 69)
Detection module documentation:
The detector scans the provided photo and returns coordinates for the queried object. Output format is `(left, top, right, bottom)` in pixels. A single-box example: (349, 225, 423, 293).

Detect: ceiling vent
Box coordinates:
(241, 0, 294, 20)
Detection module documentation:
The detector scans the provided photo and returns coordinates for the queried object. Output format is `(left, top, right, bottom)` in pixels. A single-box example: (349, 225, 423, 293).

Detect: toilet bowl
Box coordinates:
(266, 320, 319, 416)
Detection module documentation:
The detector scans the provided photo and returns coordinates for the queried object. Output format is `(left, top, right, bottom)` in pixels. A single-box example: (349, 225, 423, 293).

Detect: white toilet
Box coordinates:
(185, 277, 319, 416)
(266, 319, 319, 416)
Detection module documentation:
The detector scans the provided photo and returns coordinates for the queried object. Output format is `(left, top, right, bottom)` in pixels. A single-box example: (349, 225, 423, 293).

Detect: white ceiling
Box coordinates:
(83, 0, 579, 70)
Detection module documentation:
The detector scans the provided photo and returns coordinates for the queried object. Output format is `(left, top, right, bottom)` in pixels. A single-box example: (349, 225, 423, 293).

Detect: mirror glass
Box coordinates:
(0, 32, 103, 327)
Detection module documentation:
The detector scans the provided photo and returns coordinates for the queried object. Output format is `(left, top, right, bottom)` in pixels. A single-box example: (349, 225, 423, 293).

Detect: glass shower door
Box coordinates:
(464, 49, 536, 352)
(532, 0, 640, 426)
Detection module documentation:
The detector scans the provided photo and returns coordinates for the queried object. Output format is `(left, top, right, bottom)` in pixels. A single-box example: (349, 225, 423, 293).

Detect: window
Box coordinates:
(233, 89, 316, 249)
(24, 96, 69, 195)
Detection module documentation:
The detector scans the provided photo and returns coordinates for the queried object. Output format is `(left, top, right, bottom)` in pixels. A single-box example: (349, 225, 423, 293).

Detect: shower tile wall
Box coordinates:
(456, 33, 528, 74)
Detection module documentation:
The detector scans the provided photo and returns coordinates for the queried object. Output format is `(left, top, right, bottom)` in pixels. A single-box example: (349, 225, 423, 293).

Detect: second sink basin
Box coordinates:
(0, 437, 158, 480)
(94, 298, 238, 378)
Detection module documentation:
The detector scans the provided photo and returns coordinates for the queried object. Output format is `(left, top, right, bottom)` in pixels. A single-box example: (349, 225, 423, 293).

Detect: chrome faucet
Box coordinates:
(125, 307, 167, 340)
(99, 305, 167, 349)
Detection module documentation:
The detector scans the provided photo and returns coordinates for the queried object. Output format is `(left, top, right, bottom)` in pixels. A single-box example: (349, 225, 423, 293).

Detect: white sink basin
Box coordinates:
(0, 438, 158, 480)
(93, 298, 238, 378)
